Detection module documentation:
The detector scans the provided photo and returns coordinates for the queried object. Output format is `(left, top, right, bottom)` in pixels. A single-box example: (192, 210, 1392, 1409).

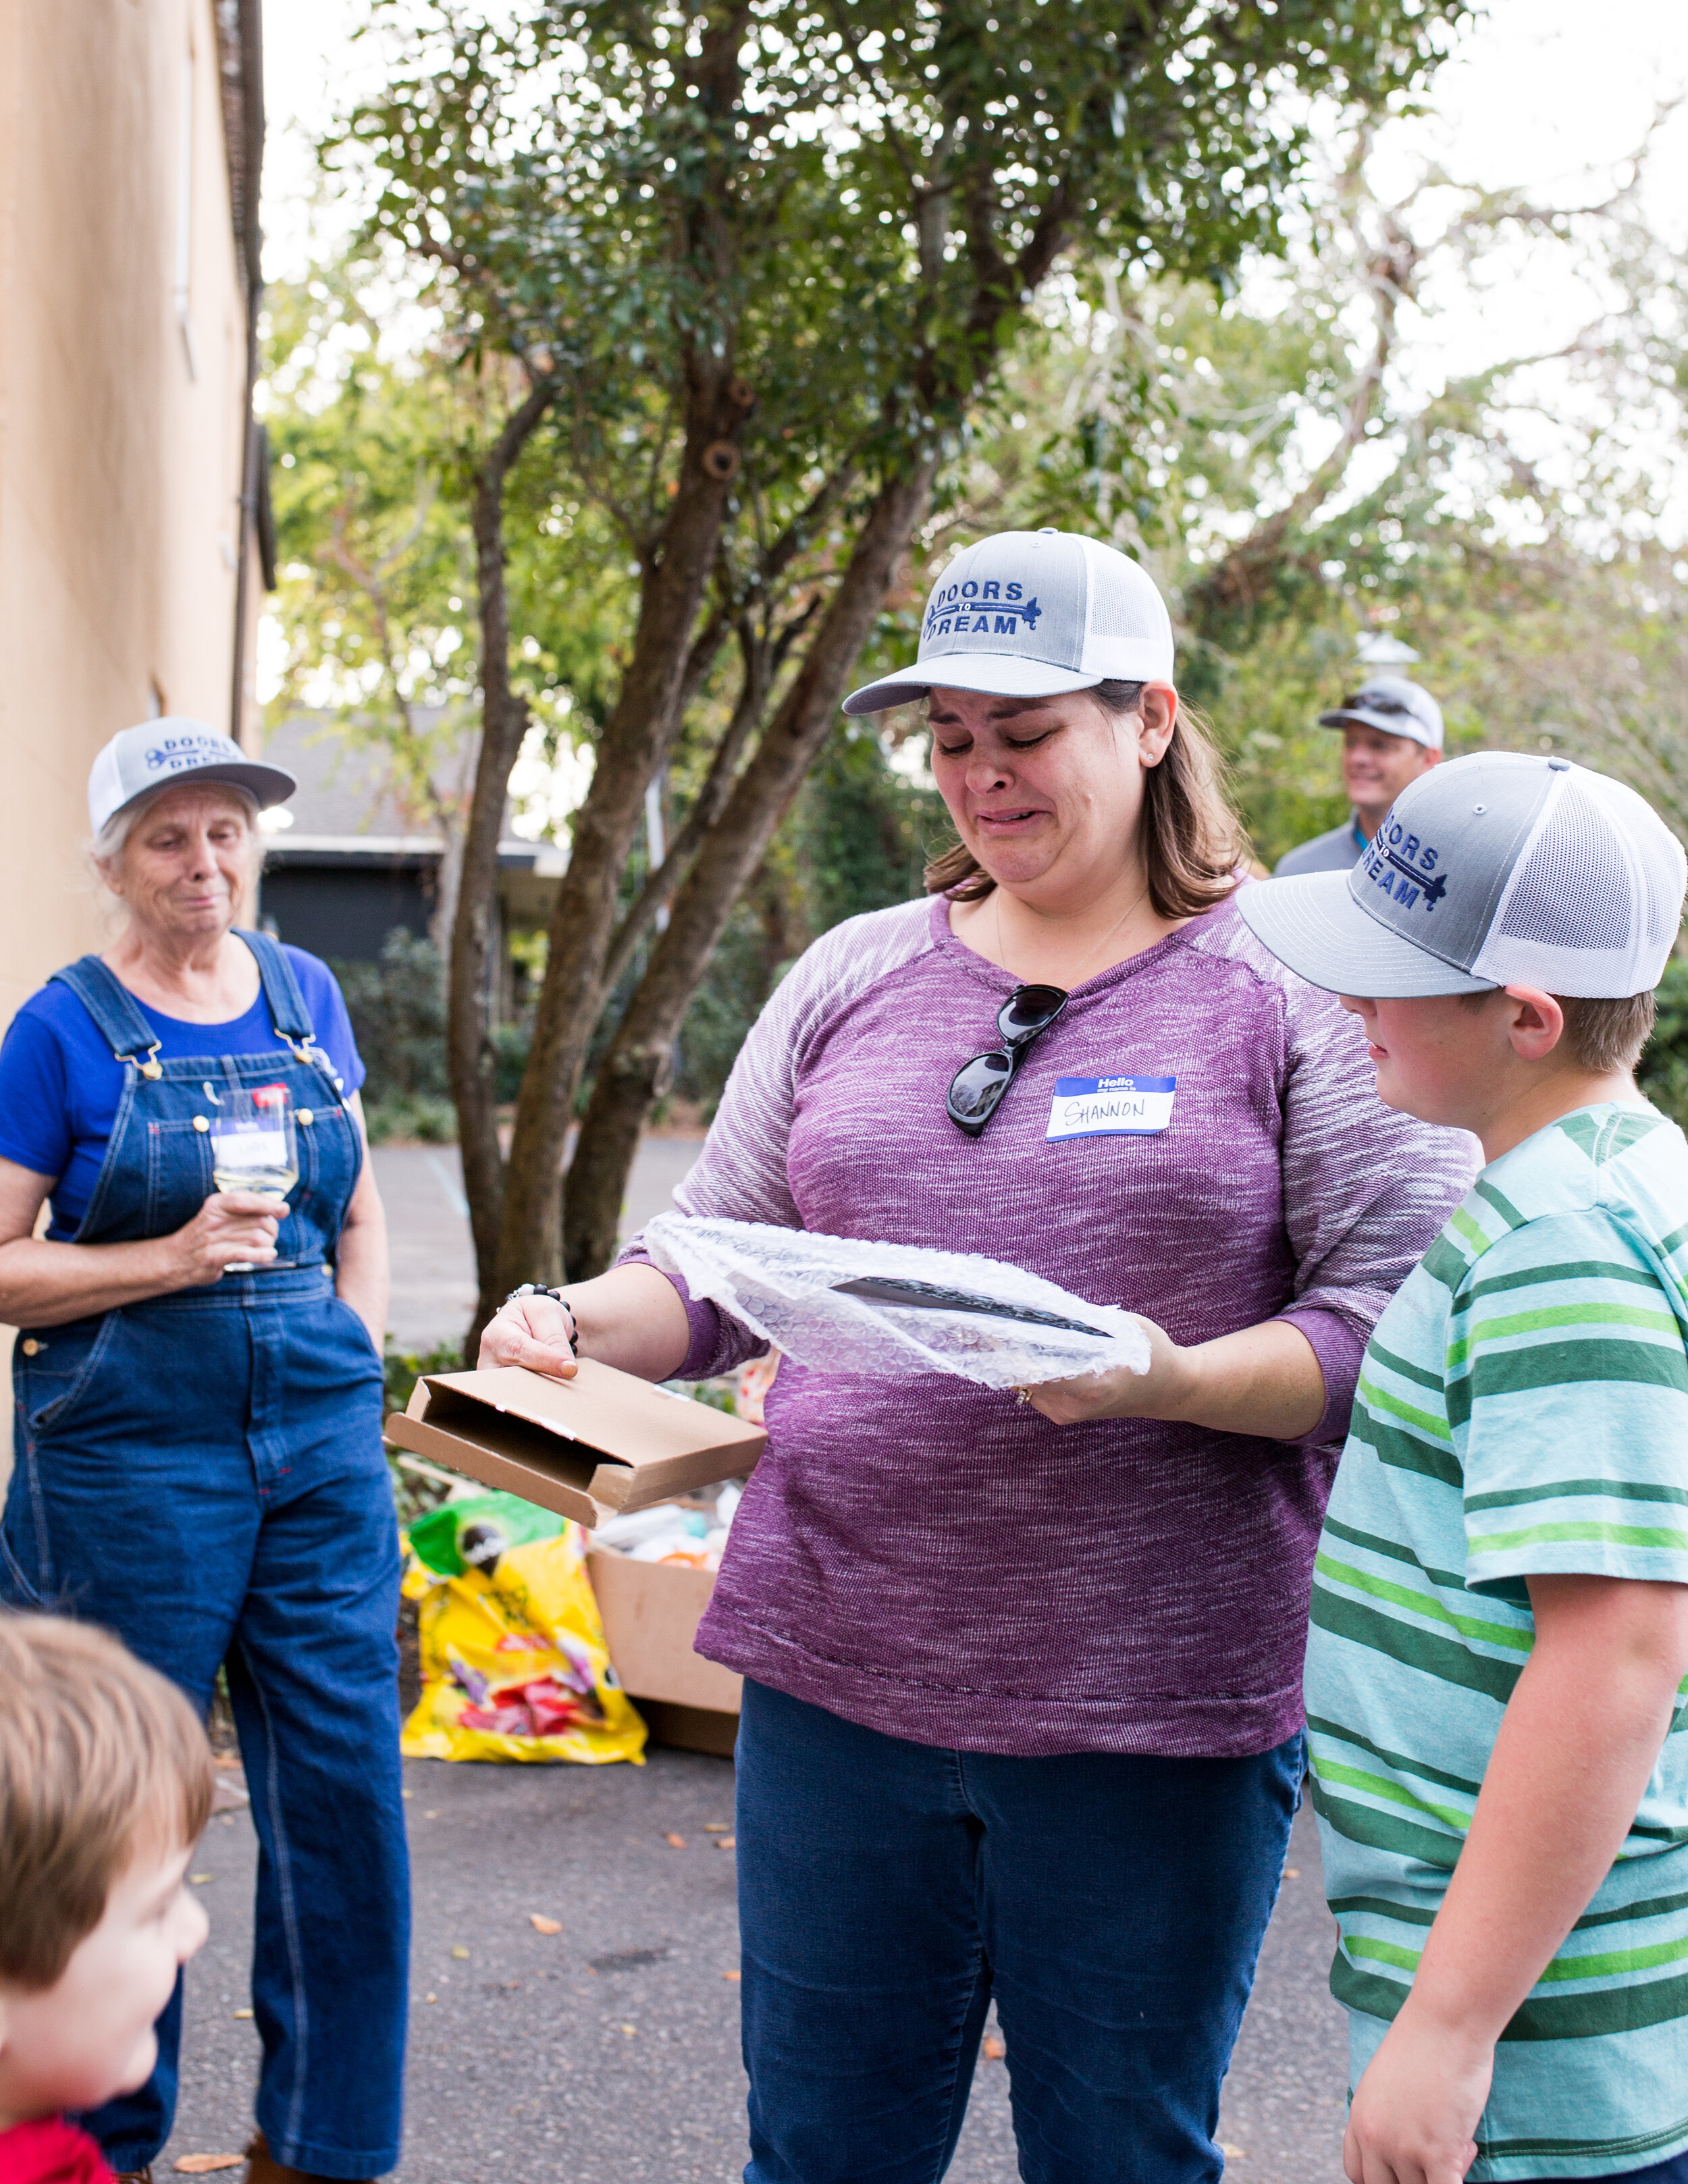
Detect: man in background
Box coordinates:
(1275, 678, 1444, 875)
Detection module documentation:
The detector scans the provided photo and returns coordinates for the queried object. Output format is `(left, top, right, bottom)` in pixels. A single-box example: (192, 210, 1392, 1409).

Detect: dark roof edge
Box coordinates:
(265, 839, 552, 872)
(216, 0, 264, 297)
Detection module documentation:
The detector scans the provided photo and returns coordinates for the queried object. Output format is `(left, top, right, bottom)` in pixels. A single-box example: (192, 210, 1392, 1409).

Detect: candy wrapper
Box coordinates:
(400, 1491, 646, 1765)
(639, 1215, 1150, 1391)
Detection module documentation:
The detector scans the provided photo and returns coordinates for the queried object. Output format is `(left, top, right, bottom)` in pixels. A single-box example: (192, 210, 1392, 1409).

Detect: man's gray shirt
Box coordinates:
(1275, 815, 1366, 877)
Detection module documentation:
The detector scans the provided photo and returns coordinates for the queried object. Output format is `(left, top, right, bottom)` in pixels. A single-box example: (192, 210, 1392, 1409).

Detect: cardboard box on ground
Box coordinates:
(387, 1362, 768, 1757)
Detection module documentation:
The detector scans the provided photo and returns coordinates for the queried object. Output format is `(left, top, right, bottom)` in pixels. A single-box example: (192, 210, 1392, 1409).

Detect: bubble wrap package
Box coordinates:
(640, 1214, 1151, 1390)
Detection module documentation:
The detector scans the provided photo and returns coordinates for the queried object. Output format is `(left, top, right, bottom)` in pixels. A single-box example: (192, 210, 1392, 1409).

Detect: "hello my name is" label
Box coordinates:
(1045, 1074, 1176, 1142)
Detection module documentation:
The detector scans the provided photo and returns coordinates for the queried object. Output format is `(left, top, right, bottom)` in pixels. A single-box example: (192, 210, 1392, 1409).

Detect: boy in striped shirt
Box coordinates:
(1240, 752, 1688, 2184)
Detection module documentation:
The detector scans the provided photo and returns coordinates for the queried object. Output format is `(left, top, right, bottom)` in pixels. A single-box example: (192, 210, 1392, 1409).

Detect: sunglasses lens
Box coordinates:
(948, 1050, 1013, 1124)
(999, 983, 1067, 1039)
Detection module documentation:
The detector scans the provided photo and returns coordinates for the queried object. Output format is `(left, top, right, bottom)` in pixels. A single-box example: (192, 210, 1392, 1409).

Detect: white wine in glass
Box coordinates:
(209, 1086, 298, 1269)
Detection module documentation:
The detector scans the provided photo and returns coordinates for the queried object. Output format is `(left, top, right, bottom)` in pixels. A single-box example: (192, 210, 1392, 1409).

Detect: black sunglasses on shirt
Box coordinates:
(945, 984, 1069, 1138)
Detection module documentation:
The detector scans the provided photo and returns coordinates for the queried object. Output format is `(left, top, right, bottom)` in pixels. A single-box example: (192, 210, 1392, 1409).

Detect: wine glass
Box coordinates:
(209, 1084, 298, 1272)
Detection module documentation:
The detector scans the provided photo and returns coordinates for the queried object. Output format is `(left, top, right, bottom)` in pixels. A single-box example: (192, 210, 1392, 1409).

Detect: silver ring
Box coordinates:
(1013, 1386, 1031, 1405)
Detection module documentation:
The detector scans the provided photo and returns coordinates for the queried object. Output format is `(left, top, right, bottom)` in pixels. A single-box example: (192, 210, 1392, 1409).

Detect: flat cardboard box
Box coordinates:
(586, 1549, 742, 1756)
(385, 1361, 765, 1530)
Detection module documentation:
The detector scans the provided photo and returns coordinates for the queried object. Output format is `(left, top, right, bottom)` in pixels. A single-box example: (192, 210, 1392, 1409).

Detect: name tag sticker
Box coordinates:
(216, 1124, 288, 1164)
(1046, 1074, 1176, 1142)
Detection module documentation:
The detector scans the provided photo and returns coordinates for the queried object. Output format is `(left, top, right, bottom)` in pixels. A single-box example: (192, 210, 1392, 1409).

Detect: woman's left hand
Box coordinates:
(1024, 1314, 1327, 1440)
(1024, 1314, 1193, 1424)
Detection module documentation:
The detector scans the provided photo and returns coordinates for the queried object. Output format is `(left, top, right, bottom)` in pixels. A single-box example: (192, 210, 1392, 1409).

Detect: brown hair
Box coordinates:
(0, 1613, 213, 1990)
(1557, 992, 1656, 1073)
(922, 681, 1250, 917)
(1456, 989, 1657, 1073)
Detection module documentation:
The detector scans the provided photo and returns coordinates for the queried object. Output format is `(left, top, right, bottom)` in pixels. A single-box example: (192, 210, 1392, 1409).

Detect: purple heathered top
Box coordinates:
(623, 891, 1477, 1757)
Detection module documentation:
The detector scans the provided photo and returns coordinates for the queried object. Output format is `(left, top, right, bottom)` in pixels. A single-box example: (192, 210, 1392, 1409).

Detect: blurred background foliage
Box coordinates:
(1640, 963, 1688, 1131)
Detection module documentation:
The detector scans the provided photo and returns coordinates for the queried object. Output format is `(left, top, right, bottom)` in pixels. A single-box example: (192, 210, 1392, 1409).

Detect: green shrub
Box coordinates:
(384, 1338, 469, 1417)
(1639, 961, 1688, 1129)
(384, 1339, 471, 1524)
(363, 1092, 457, 1144)
(329, 928, 448, 1105)
(494, 1020, 533, 1102)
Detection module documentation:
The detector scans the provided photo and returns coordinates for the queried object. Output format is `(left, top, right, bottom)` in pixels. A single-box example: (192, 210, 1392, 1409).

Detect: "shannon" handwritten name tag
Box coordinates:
(1045, 1074, 1176, 1143)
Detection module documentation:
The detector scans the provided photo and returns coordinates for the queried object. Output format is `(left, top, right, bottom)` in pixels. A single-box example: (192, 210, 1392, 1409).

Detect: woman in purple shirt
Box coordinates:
(485, 532, 1475, 2182)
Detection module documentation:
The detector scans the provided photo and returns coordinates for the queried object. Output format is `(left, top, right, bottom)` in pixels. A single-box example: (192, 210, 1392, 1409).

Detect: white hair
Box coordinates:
(87, 780, 265, 920)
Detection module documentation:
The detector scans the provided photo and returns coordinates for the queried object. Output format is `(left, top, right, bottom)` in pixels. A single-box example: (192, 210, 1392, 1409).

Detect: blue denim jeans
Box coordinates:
(733, 1680, 1303, 2184)
(1, 1271, 408, 2179)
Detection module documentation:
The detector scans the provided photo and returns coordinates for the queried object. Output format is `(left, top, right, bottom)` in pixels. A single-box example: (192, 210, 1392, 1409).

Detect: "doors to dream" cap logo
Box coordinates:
(923, 580, 1043, 643)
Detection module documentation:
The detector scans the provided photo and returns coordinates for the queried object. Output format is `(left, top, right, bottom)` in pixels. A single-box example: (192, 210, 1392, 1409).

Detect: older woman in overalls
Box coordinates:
(0, 722, 408, 2184)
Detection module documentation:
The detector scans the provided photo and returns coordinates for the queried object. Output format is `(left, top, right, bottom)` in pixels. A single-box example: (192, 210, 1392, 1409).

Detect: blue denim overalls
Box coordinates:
(0, 934, 409, 2179)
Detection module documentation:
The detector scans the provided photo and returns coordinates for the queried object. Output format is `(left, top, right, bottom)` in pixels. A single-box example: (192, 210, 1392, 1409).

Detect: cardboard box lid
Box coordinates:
(384, 1360, 764, 1530)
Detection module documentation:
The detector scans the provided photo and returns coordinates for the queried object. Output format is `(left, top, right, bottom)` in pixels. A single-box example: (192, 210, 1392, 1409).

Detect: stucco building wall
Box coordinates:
(0, 0, 254, 1019)
(0, 0, 258, 1484)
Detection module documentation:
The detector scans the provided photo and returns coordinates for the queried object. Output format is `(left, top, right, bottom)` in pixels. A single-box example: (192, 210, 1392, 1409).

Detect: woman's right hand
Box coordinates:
(166, 1191, 288, 1287)
(479, 1293, 579, 1381)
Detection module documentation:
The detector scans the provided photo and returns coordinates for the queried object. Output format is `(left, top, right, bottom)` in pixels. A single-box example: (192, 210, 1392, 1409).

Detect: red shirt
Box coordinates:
(0, 2119, 115, 2184)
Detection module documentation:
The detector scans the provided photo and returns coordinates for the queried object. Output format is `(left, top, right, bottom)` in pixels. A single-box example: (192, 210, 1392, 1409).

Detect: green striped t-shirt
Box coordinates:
(1307, 1102, 1688, 2182)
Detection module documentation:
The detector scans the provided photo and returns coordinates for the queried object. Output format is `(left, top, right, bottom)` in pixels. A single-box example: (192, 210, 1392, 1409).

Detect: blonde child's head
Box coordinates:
(0, 1614, 213, 2127)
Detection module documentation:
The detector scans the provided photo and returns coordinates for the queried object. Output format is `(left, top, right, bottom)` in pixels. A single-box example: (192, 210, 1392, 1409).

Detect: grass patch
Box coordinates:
(384, 1339, 470, 1524)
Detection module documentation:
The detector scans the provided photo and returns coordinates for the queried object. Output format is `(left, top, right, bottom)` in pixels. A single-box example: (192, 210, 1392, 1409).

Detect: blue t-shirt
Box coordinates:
(0, 947, 365, 1240)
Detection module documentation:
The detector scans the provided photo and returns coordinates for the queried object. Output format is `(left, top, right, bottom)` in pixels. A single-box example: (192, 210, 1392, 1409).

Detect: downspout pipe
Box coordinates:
(229, 0, 265, 743)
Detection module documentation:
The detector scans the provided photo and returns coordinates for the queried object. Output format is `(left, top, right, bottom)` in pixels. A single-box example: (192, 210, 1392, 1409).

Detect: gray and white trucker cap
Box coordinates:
(843, 529, 1174, 714)
(1317, 676, 1444, 751)
(88, 718, 296, 837)
(1238, 751, 1687, 998)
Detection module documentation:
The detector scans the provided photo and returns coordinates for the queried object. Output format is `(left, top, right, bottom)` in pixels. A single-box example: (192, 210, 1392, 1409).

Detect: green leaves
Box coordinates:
(333, 0, 1467, 552)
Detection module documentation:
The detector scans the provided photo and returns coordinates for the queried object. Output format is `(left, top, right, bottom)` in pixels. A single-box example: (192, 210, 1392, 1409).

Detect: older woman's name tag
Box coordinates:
(1047, 1074, 1176, 1142)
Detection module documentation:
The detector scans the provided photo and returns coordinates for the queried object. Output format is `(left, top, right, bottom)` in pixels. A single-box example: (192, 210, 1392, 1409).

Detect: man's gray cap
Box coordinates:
(843, 530, 1174, 714)
(1317, 676, 1444, 751)
(1237, 751, 1686, 999)
(88, 718, 296, 837)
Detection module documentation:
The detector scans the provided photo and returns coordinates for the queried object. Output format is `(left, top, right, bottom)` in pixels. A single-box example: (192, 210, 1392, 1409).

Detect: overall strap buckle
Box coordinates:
(49, 957, 164, 1076)
(279, 1030, 340, 1086)
(236, 930, 344, 1090)
(238, 929, 314, 1042)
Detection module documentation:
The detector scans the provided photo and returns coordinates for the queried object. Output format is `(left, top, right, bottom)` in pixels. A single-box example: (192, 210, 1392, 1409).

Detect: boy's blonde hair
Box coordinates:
(0, 1613, 214, 1990)
(1457, 988, 1658, 1074)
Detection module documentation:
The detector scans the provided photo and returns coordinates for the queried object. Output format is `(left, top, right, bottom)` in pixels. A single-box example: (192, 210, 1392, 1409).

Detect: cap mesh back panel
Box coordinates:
(1495, 784, 1631, 953)
(1086, 569, 1144, 639)
(1640, 828, 1683, 951)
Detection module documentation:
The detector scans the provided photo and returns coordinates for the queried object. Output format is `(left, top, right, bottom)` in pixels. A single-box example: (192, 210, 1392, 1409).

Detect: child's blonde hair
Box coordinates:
(0, 1613, 214, 1990)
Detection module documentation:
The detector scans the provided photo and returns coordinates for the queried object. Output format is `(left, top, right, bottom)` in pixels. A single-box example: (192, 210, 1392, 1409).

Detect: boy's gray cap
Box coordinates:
(1237, 751, 1687, 998)
(843, 530, 1174, 714)
(1317, 676, 1443, 751)
(88, 718, 296, 837)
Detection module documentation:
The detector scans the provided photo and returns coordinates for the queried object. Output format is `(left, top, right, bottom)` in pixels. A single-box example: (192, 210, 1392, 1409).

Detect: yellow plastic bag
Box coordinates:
(400, 1491, 645, 1765)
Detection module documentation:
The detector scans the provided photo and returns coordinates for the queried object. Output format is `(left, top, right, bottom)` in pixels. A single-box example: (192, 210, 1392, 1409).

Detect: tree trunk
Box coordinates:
(486, 433, 741, 1312)
(560, 456, 939, 1281)
(598, 618, 769, 999)
(446, 379, 556, 1323)
(466, 4, 761, 1329)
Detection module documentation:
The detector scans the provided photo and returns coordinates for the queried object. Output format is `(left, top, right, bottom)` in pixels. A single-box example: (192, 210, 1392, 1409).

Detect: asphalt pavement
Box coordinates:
(162, 1756, 1348, 2184)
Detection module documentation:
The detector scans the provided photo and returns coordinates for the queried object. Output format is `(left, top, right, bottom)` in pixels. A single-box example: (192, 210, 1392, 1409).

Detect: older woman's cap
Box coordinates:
(842, 530, 1174, 714)
(88, 718, 297, 836)
(1317, 676, 1444, 751)
(1238, 752, 1687, 998)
